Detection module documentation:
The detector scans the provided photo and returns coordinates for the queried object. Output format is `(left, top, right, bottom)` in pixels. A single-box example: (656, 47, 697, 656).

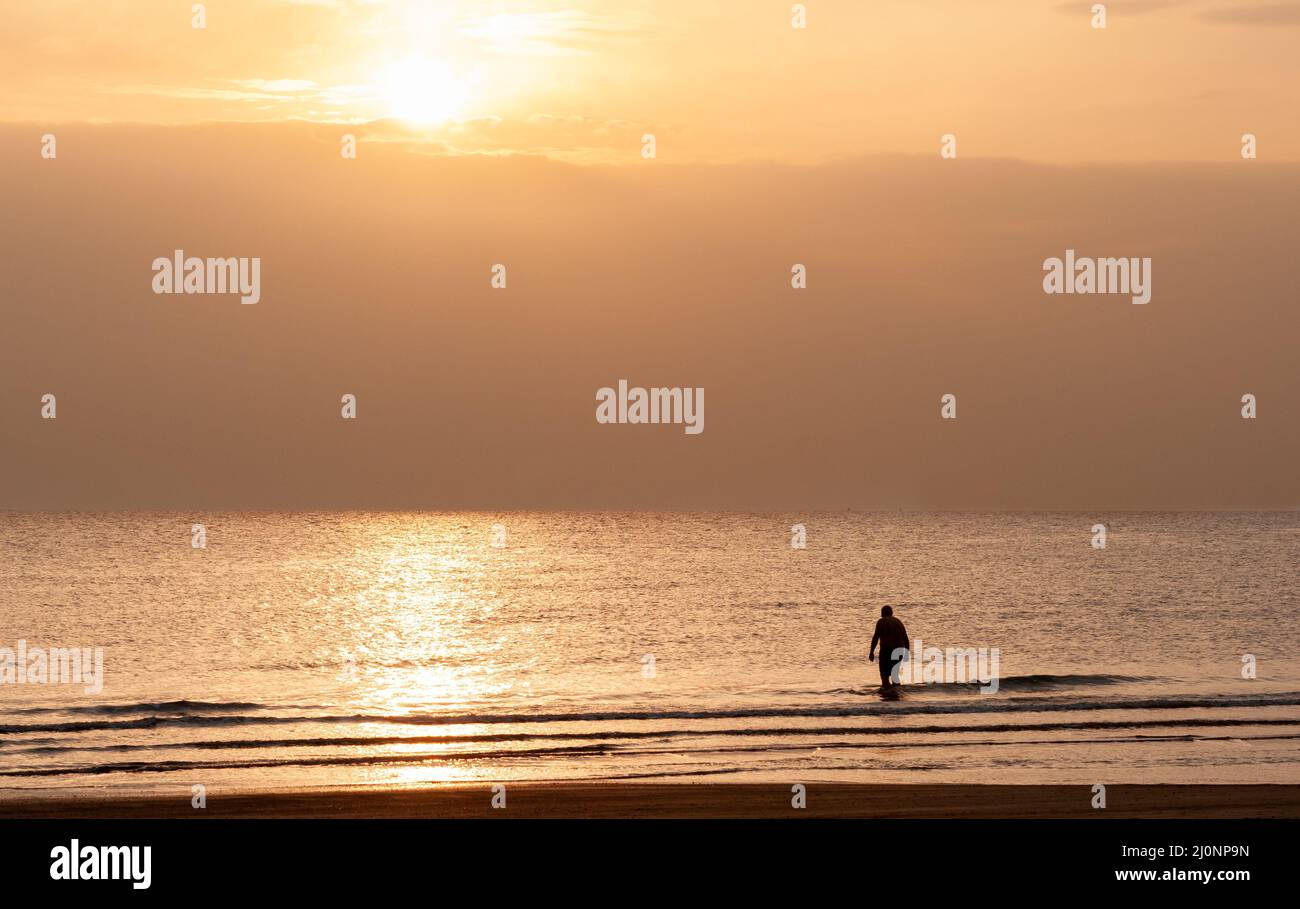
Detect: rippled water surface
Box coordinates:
(1, 511, 1297, 796)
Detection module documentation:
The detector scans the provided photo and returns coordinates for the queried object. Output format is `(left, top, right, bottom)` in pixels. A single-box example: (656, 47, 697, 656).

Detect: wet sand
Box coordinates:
(3, 783, 1299, 819)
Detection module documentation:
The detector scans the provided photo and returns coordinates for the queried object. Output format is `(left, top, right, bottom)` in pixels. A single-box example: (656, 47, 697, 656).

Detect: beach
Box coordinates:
(5, 783, 1300, 819)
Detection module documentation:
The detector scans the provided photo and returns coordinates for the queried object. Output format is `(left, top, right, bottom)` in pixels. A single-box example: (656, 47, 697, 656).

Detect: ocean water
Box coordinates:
(1, 511, 1298, 798)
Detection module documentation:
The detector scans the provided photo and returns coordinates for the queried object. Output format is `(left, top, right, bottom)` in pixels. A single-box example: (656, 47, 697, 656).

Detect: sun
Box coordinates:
(377, 55, 470, 126)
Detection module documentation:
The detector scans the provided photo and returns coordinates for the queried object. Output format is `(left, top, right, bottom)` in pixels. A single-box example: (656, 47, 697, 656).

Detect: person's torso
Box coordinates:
(877, 616, 907, 648)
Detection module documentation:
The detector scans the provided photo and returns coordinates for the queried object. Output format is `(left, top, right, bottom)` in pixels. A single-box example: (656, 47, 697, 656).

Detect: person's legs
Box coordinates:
(882, 650, 904, 687)
(879, 653, 895, 687)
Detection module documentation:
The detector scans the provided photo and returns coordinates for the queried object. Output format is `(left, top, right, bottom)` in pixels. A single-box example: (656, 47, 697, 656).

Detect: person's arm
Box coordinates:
(869, 620, 881, 661)
(900, 621, 910, 655)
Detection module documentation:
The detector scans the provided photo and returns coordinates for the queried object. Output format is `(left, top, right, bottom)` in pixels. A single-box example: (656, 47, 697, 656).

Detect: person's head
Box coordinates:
(881, 605, 893, 617)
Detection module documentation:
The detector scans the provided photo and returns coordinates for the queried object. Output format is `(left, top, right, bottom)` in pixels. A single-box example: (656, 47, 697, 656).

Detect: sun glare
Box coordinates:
(377, 55, 470, 126)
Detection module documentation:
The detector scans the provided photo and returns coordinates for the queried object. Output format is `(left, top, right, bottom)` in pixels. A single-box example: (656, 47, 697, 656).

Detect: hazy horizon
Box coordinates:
(3, 122, 1298, 511)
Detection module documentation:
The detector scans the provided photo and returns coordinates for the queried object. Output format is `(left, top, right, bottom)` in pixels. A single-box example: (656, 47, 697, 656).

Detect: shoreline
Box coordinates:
(4, 783, 1299, 819)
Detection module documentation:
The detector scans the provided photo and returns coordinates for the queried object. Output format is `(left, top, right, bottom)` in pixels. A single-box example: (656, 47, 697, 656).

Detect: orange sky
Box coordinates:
(5, 0, 1300, 163)
(2, 2, 1298, 510)
(3, 122, 1297, 509)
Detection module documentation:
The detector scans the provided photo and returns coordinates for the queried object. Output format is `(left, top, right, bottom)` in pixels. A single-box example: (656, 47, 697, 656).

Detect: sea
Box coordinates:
(2, 511, 1297, 798)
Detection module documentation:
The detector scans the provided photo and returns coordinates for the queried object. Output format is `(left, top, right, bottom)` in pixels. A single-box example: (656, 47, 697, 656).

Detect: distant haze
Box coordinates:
(1, 123, 1296, 509)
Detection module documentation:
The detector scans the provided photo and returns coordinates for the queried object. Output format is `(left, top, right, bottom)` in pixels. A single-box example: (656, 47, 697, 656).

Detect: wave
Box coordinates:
(0, 675, 1206, 723)
(4, 691, 1300, 736)
(0, 743, 618, 778)
(7, 730, 1300, 779)
(4, 699, 284, 717)
(932, 673, 1158, 691)
(828, 673, 1158, 695)
(8, 716, 1300, 757)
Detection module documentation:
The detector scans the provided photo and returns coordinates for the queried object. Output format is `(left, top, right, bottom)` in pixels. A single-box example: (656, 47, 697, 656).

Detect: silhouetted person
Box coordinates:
(868, 605, 910, 688)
